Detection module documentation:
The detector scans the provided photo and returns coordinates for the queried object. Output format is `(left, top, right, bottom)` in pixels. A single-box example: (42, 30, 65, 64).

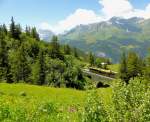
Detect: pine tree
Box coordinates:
(0, 32, 8, 81)
(119, 52, 129, 84)
(38, 50, 46, 85)
(1, 24, 8, 35)
(15, 24, 22, 39)
(50, 36, 63, 60)
(89, 52, 95, 66)
(17, 44, 30, 82)
(0, 31, 12, 82)
(127, 52, 140, 79)
(6, 63, 13, 83)
(144, 56, 150, 80)
(3, 24, 7, 34)
(74, 47, 78, 58)
(31, 27, 40, 41)
(64, 44, 71, 55)
(25, 26, 31, 36)
(10, 17, 15, 38)
(9, 17, 21, 40)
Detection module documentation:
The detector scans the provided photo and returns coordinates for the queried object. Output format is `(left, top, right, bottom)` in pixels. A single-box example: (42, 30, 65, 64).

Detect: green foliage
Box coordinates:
(17, 44, 30, 82)
(9, 17, 21, 40)
(127, 52, 142, 78)
(0, 80, 149, 121)
(81, 90, 108, 122)
(81, 78, 150, 122)
(143, 55, 150, 80)
(95, 58, 102, 68)
(73, 47, 79, 58)
(119, 51, 145, 84)
(110, 78, 150, 122)
(50, 35, 64, 60)
(31, 27, 40, 41)
(0, 18, 87, 89)
(8, 44, 30, 83)
(0, 33, 8, 81)
(45, 58, 66, 87)
(89, 52, 95, 66)
(38, 50, 46, 85)
(119, 52, 129, 83)
(64, 44, 71, 55)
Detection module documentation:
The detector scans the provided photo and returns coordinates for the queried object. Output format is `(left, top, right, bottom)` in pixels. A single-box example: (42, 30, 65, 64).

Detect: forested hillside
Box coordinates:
(0, 17, 88, 89)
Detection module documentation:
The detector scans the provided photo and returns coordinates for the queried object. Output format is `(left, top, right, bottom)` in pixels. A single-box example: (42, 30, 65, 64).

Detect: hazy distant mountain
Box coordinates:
(59, 17, 150, 62)
(38, 29, 54, 41)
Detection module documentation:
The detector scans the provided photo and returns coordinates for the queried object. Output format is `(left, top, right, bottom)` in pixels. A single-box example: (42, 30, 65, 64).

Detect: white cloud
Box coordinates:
(53, 9, 103, 34)
(99, 0, 150, 19)
(40, 9, 103, 34)
(100, 0, 133, 18)
(40, 22, 52, 30)
(39, 0, 150, 34)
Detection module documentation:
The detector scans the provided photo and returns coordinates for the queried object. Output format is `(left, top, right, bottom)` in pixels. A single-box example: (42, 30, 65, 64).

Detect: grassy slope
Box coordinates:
(108, 64, 119, 72)
(0, 83, 112, 104)
(0, 83, 112, 121)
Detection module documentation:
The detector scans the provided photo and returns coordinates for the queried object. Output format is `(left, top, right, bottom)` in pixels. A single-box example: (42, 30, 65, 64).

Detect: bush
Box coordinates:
(81, 90, 108, 122)
(109, 78, 150, 122)
(81, 78, 150, 122)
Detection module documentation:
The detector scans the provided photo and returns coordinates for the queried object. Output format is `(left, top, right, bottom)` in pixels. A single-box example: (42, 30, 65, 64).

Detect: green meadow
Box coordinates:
(0, 83, 112, 122)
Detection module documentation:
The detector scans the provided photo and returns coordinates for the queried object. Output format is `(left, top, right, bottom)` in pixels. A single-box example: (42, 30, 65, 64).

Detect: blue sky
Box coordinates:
(0, 0, 150, 33)
(131, 0, 150, 9)
(0, 0, 99, 25)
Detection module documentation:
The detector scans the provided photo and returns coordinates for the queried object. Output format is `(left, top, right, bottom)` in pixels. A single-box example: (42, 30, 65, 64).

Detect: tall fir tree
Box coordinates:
(0, 24, 8, 35)
(50, 36, 63, 60)
(10, 17, 15, 38)
(25, 26, 31, 36)
(74, 47, 78, 58)
(127, 52, 140, 79)
(64, 44, 71, 55)
(9, 17, 21, 40)
(38, 50, 46, 85)
(0, 32, 8, 81)
(119, 52, 129, 84)
(15, 24, 22, 40)
(17, 44, 30, 82)
(89, 52, 95, 66)
(143, 52, 150, 80)
(31, 27, 40, 41)
(0, 31, 12, 83)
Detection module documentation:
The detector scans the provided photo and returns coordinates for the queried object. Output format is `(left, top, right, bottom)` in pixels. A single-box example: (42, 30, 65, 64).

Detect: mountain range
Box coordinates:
(40, 17, 150, 62)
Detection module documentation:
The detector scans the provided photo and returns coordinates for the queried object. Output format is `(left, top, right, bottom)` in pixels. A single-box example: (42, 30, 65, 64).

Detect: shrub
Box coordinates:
(81, 90, 108, 122)
(110, 78, 150, 122)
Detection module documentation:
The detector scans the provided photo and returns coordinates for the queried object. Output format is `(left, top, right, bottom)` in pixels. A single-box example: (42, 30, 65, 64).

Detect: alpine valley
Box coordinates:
(40, 17, 150, 62)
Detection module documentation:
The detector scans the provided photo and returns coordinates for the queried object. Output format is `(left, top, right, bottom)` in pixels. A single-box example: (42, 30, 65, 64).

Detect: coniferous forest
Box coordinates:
(0, 17, 87, 90)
